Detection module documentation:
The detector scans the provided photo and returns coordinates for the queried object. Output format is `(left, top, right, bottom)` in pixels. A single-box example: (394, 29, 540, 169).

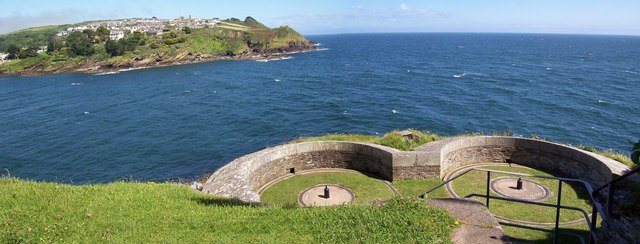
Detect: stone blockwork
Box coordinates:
(202, 141, 401, 203)
(417, 136, 629, 188)
(203, 136, 631, 203)
(203, 136, 637, 243)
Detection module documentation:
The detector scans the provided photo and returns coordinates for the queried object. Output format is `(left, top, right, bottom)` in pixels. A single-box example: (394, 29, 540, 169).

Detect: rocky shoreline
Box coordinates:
(1, 44, 317, 77)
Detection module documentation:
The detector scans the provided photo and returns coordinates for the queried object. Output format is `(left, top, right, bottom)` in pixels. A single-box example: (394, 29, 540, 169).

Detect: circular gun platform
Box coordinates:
(490, 177, 552, 202)
(299, 184, 355, 207)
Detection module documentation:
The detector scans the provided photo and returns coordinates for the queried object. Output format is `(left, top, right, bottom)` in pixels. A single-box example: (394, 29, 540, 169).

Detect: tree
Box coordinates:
(47, 35, 63, 53)
(18, 46, 38, 58)
(182, 26, 192, 34)
(6, 44, 20, 59)
(129, 31, 146, 45)
(82, 29, 97, 43)
(104, 39, 123, 56)
(105, 32, 146, 57)
(66, 31, 94, 56)
(96, 26, 110, 36)
(96, 26, 110, 43)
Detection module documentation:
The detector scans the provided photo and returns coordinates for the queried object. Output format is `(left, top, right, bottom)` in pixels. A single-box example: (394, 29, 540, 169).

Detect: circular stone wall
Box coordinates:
(418, 136, 630, 188)
(202, 141, 399, 203)
(203, 136, 632, 203)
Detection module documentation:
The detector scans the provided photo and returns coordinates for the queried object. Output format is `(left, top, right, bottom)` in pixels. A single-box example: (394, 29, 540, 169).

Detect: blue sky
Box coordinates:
(1, 0, 639, 35)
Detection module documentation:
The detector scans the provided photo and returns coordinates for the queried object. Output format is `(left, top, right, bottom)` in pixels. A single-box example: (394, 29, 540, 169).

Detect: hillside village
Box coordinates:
(0, 16, 222, 62)
(0, 16, 316, 75)
(56, 16, 222, 40)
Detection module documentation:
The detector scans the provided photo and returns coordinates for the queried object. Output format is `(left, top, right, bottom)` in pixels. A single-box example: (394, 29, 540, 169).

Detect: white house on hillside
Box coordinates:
(109, 30, 125, 40)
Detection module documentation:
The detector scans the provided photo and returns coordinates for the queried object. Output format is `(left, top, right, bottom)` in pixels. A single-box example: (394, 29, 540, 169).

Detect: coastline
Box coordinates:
(0, 47, 320, 77)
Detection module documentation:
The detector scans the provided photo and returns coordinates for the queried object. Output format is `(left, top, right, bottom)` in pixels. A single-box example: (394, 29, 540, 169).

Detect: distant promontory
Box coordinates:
(0, 16, 316, 76)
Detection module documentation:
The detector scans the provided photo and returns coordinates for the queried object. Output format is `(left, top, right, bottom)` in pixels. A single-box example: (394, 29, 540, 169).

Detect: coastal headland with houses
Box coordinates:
(0, 16, 317, 76)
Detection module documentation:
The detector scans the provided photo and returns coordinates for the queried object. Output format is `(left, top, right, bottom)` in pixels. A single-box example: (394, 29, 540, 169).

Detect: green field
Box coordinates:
(260, 171, 396, 205)
(0, 178, 453, 243)
(393, 179, 449, 198)
(448, 165, 593, 223)
(260, 169, 592, 243)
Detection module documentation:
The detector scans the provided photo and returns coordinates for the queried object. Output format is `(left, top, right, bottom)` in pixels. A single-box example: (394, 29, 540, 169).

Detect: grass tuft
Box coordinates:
(577, 145, 635, 167)
(292, 129, 440, 151)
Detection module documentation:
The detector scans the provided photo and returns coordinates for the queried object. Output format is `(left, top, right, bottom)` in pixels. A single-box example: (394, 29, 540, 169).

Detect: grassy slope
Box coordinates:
(393, 179, 449, 198)
(0, 25, 71, 50)
(0, 178, 453, 243)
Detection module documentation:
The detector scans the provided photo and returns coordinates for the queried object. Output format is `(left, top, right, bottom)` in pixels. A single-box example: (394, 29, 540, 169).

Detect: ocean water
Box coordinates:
(1, 33, 638, 183)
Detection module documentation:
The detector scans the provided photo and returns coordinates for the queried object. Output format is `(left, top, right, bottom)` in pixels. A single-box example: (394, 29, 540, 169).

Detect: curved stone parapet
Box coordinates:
(416, 136, 629, 187)
(204, 136, 631, 203)
(202, 141, 400, 203)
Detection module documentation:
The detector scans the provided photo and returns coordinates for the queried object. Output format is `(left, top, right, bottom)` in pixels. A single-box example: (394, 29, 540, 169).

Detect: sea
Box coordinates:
(1, 33, 639, 184)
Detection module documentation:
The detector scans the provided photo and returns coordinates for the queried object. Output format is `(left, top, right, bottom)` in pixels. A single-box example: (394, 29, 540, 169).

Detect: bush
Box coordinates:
(578, 145, 597, 153)
(292, 129, 440, 151)
(378, 130, 440, 151)
(149, 41, 160, 49)
(163, 31, 185, 45)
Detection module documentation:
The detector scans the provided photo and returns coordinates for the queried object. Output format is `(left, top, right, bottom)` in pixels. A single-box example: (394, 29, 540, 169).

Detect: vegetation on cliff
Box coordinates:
(0, 17, 315, 76)
(292, 129, 441, 151)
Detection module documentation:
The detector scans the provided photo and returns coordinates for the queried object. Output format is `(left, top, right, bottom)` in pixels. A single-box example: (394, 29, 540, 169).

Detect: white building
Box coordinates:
(37, 46, 48, 53)
(109, 30, 125, 40)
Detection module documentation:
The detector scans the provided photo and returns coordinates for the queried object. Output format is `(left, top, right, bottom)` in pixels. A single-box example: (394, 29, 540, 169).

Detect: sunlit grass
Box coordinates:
(0, 178, 453, 243)
(260, 171, 396, 205)
(449, 165, 593, 223)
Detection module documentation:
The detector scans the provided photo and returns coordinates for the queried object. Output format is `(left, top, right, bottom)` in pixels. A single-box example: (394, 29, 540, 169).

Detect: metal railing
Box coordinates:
(591, 167, 640, 218)
(419, 168, 607, 244)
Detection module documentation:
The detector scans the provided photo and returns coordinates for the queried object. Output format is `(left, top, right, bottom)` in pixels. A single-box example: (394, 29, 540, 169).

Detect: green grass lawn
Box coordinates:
(392, 179, 449, 198)
(391, 168, 594, 243)
(0, 178, 453, 243)
(260, 172, 396, 205)
(449, 165, 593, 223)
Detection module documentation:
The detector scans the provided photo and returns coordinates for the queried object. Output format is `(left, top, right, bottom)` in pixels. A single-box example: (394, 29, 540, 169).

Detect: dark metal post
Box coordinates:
(554, 180, 563, 244)
(486, 171, 491, 208)
(607, 184, 616, 217)
(516, 177, 523, 190)
(589, 205, 598, 244)
(324, 185, 330, 199)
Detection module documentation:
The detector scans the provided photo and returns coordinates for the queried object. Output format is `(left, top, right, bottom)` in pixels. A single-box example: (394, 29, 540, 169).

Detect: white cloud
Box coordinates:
(400, 3, 410, 11)
(269, 5, 449, 34)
